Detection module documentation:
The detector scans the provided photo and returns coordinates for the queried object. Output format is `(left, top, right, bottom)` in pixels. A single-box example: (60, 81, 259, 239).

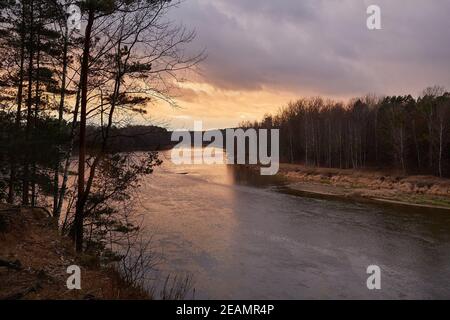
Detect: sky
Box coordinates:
(148, 0, 450, 130)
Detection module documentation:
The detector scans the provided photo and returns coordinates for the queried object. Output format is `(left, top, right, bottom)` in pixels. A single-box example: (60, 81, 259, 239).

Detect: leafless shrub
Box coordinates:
(117, 234, 160, 289)
(158, 273, 195, 300)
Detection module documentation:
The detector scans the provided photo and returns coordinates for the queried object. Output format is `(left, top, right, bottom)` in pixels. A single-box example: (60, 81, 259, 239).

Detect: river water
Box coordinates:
(138, 150, 450, 299)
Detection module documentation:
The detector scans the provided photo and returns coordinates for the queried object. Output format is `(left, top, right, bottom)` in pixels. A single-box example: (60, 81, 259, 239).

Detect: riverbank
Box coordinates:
(0, 204, 150, 300)
(260, 164, 450, 210)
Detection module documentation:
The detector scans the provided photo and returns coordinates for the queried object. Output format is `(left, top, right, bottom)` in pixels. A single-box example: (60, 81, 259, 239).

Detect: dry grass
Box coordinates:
(276, 164, 450, 209)
(0, 204, 150, 300)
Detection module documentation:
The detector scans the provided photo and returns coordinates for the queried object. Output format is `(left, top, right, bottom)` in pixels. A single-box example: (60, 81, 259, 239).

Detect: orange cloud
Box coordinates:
(148, 81, 301, 130)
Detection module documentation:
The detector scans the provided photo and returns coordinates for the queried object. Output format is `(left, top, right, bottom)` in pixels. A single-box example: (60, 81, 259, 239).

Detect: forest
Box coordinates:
(241, 88, 450, 178)
(0, 0, 201, 261)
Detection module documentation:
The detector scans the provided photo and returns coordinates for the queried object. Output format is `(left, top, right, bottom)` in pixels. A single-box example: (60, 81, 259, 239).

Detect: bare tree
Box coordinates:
(67, 0, 203, 251)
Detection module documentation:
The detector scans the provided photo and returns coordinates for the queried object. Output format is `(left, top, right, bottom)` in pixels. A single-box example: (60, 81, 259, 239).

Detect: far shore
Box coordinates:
(248, 163, 450, 211)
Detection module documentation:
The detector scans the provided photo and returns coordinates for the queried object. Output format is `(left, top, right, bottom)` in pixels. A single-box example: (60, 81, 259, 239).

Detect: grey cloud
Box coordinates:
(170, 0, 450, 96)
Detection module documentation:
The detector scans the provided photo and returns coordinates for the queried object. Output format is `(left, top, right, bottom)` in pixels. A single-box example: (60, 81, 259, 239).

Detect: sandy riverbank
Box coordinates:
(260, 164, 450, 210)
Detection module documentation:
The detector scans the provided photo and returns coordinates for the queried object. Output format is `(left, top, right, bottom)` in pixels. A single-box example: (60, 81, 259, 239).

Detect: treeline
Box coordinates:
(83, 125, 174, 153)
(0, 112, 70, 204)
(0, 0, 201, 254)
(0, 119, 172, 205)
(0, 0, 72, 206)
(241, 87, 450, 178)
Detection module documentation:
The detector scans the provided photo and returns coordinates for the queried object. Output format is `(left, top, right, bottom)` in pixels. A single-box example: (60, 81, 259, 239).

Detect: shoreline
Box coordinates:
(249, 164, 450, 211)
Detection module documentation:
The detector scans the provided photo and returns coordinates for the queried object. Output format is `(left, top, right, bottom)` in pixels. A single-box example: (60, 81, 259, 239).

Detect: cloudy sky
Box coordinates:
(150, 0, 450, 129)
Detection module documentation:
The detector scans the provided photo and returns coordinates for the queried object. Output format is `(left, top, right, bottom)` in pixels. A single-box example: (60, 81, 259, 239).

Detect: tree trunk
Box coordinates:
(8, 10, 26, 204)
(304, 117, 308, 166)
(55, 88, 80, 222)
(73, 9, 95, 252)
(31, 22, 41, 208)
(23, 0, 35, 206)
(439, 120, 444, 178)
(53, 26, 69, 218)
(400, 127, 405, 173)
(289, 128, 294, 163)
(412, 120, 421, 169)
(428, 113, 433, 170)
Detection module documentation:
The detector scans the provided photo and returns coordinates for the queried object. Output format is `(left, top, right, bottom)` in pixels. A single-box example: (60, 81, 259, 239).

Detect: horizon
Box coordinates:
(145, 0, 450, 130)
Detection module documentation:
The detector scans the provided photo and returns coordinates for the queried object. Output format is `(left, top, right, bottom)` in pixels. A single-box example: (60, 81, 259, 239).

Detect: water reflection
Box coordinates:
(139, 150, 450, 299)
(228, 165, 287, 188)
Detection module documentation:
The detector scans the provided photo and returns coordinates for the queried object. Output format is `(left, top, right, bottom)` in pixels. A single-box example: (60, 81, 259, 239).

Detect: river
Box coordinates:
(137, 150, 450, 299)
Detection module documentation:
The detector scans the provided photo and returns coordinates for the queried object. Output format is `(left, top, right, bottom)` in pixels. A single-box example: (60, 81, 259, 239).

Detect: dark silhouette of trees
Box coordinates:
(1, 0, 71, 205)
(70, 0, 202, 252)
(242, 88, 450, 177)
(1, 0, 202, 254)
